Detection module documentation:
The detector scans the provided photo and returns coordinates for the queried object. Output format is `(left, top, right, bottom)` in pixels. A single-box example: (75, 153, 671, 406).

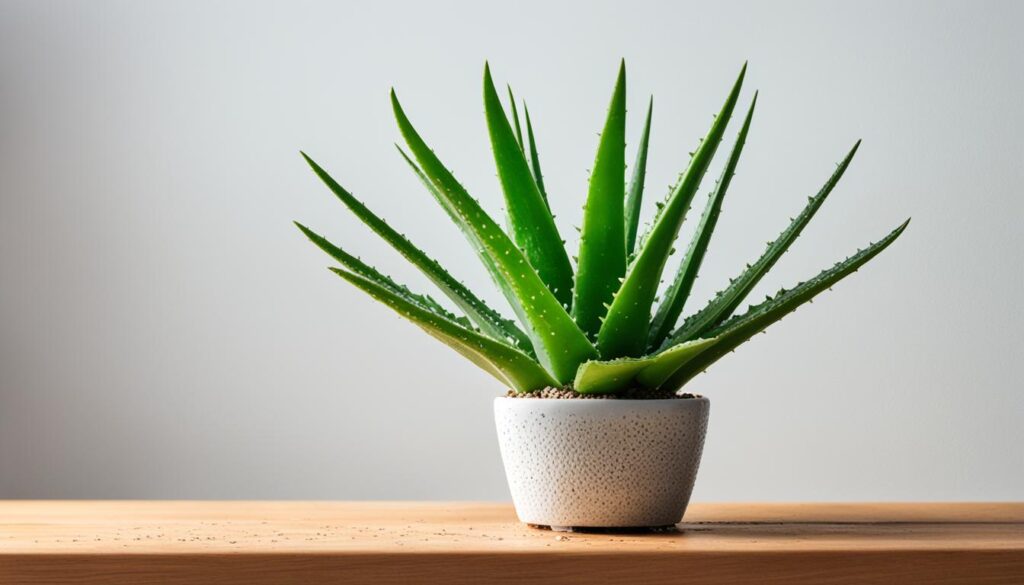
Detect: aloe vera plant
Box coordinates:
(298, 62, 908, 395)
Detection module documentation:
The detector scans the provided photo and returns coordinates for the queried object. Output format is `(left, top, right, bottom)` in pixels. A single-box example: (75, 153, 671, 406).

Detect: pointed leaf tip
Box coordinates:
(647, 90, 758, 348)
(599, 64, 745, 357)
(573, 57, 629, 337)
(303, 152, 536, 355)
(660, 218, 909, 390)
(624, 96, 654, 258)
(482, 60, 573, 310)
(396, 85, 594, 381)
(331, 267, 556, 391)
(667, 138, 863, 343)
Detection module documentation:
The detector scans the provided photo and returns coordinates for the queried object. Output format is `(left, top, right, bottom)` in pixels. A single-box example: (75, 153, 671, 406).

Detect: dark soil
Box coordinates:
(506, 387, 701, 400)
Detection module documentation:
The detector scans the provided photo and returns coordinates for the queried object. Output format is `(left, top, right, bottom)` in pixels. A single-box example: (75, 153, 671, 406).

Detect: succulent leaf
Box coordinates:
(506, 85, 525, 150)
(391, 90, 597, 383)
(395, 145, 543, 352)
(331, 268, 558, 392)
(573, 338, 717, 395)
(573, 358, 647, 395)
(484, 65, 575, 308)
(648, 93, 758, 348)
(597, 64, 747, 359)
(635, 338, 720, 388)
(660, 219, 910, 390)
(295, 222, 471, 328)
(624, 97, 653, 258)
(523, 104, 550, 211)
(300, 153, 533, 353)
(298, 62, 908, 395)
(573, 61, 629, 337)
(668, 140, 862, 344)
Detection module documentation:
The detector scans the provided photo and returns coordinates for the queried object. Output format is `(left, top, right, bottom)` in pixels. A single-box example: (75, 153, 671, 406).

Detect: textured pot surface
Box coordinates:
(493, 397, 710, 529)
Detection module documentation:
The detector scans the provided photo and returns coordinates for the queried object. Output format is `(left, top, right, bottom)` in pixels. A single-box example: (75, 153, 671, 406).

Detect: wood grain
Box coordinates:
(1, 502, 1022, 584)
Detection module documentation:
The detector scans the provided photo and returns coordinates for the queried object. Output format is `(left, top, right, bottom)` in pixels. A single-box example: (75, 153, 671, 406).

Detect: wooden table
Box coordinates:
(1, 502, 1021, 584)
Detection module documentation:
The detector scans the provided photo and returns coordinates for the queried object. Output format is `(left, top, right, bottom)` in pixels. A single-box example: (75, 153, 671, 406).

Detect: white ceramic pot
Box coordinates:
(494, 397, 710, 529)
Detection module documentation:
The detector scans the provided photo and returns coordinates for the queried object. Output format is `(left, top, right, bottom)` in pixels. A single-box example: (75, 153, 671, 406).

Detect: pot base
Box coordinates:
(531, 523, 679, 533)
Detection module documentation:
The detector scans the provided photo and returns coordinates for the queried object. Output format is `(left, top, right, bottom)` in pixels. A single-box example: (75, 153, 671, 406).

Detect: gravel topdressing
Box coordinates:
(506, 387, 701, 400)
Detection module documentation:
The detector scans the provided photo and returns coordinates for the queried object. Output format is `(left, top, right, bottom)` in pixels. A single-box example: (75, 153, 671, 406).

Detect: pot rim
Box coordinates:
(494, 395, 709, 404)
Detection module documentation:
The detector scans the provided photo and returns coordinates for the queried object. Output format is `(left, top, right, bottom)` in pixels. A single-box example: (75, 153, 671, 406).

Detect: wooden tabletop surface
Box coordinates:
(1, 501, 1022, 584)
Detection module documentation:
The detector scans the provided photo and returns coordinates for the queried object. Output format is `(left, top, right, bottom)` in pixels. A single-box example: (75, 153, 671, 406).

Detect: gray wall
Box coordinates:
(1, 0, 1021, 501)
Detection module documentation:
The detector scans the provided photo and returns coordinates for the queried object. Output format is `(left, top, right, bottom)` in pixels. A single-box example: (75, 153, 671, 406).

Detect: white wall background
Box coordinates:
(1, 0, 1021, 501)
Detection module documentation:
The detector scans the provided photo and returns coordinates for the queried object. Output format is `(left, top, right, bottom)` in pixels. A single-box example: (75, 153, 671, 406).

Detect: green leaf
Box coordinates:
(523, 104, 550, 211)
(331, 268, 558, 392)
(648, 92, 758, 348)
(624, 96, 653, 258)
(572, 60, 628, 337)
(573, 338, 718, 395)
(395, 145, 540, 351)
(597, 64, 747, 358)
(391, 89, 597, 383)
(635, 338, 720, 388)
(668, 140, 862, 344)
(483, 65, 575, 309)
(506, 85, 525, 150)
(301, 152, 533, 354)
(573, 357, 649, 395)
(295, 222, 470, 328)
(660, 219, 910, 390)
